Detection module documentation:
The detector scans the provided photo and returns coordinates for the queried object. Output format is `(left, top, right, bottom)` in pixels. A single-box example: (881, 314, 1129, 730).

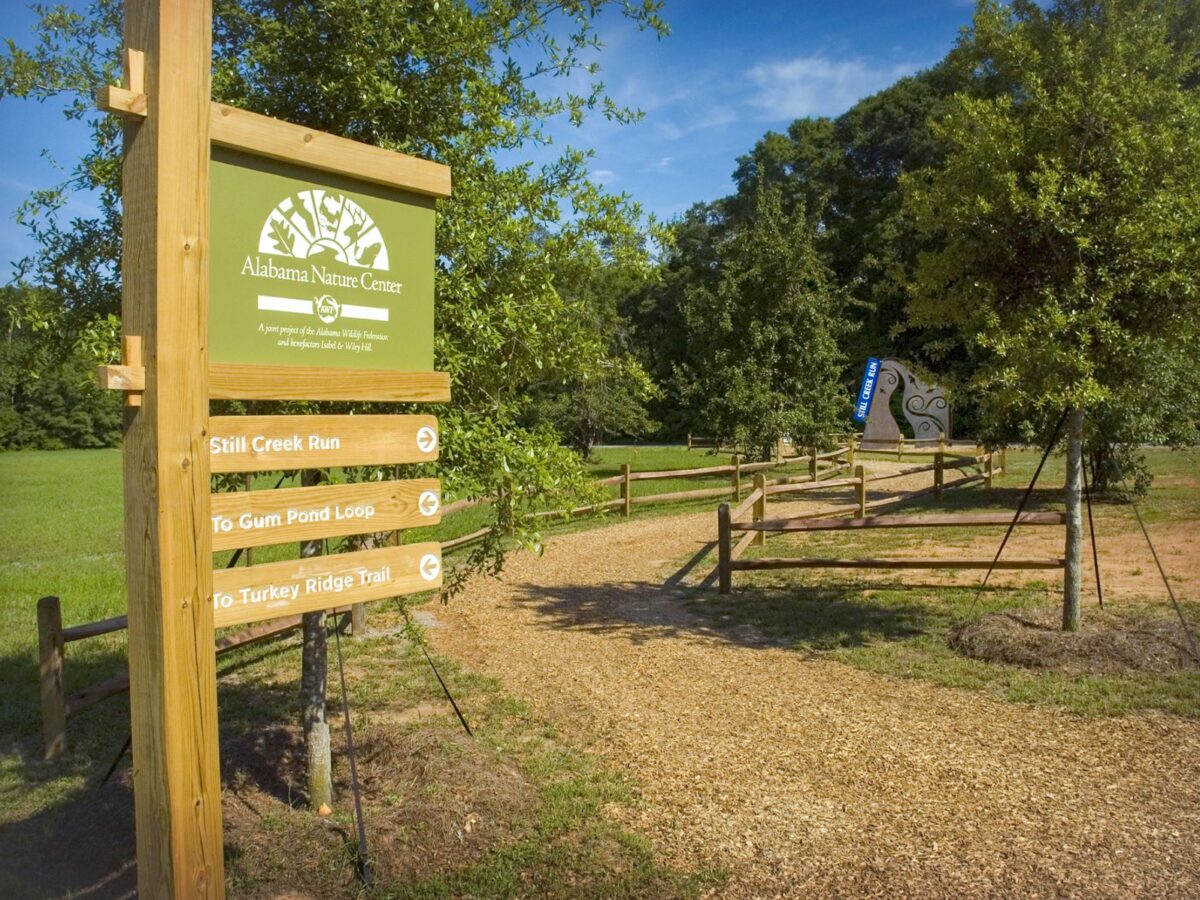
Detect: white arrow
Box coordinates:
(419, 553, 441, 582)
(416, 426, 438, 454)
(418, 490, 440, 517)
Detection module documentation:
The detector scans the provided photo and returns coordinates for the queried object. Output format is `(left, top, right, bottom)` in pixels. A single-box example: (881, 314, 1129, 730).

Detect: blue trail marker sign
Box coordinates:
(854, 357, 882, 422)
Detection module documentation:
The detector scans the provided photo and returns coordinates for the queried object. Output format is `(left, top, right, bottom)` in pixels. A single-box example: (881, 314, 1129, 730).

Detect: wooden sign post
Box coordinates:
(99, 1, 452, 895)
(118, 1, 222, 895)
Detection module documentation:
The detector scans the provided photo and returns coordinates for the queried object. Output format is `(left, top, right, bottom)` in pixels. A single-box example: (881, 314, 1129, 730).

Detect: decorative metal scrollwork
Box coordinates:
(861, 358, 951, 443)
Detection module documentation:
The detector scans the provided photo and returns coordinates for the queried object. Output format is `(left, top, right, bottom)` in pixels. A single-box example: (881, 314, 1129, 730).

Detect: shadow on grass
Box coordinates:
(0, 640, 137, 899)
(0, 632, 317, 898)
(508, 574, 995, 654)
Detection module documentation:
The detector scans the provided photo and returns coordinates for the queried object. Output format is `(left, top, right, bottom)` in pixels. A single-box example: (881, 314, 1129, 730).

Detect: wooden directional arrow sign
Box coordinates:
(210, 478, 440, 550)
(212, 541, 442, 627)
(208, 414, 438, 472)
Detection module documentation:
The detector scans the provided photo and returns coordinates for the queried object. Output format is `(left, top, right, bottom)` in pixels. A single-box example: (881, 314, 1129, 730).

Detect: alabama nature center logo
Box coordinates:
(259, 190, 389, 270)
(243, 188, 406, 326)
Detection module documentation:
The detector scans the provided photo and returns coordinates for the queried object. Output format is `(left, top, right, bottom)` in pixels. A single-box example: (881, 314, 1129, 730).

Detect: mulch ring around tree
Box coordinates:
(222, 721, 537, 897)
(949, 607, 1199, 675)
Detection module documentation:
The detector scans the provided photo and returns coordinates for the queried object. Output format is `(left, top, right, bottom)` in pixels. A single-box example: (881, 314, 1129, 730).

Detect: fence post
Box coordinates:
(753, 472, 767, 547)
(37, 596, 67, 760)
(847, 435, 856, 471)
(731, 453, 741, 500)
(718, 503, 732, 594)
(1000, 447, 1007, 476)
(936, 431, 945, 496)
(897, 435, 905, 460)
(350, 604, 368, 636)
(621, 463, 632, 517)
(687, 433, 692, 451)
(809, 445, 818, 480)
(855, 464, 867, 518)
(985, 451, 994, 489)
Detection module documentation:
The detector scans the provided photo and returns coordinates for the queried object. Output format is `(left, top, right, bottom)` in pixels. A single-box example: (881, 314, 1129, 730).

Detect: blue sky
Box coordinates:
(0, 0, 979, 277)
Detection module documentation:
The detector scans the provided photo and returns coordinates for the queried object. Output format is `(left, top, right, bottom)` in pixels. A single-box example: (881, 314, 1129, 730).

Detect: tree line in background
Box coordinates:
(629, 0, 1200, 487)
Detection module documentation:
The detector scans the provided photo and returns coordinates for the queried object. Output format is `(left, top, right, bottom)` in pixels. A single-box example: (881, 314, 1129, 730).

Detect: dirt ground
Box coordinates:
(430, 465, 1200, 897)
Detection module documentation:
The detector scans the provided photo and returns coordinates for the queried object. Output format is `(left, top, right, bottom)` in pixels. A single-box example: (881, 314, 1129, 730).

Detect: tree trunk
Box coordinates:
(300, 469, 332, 809)
(1062, 407, 1085, 632)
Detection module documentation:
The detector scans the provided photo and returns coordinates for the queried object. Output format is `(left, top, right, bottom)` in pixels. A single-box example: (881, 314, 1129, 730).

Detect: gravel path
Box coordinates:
(430, 482, 1200, 897)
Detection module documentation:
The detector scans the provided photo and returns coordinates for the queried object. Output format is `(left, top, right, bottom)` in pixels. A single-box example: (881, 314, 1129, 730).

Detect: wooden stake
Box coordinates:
(855, 465, 867, 518)
(731, 453, 741, 500)
(120, 0, 224, 894)
(753, 473, 766, 547)
(37, 596, 67, 760)
(809, 446, 818, 480)
(935, 431, 945, 496)
(124, 48, 145, 94)
(717, 503, 732, 594)
(621, 463, 632, 517)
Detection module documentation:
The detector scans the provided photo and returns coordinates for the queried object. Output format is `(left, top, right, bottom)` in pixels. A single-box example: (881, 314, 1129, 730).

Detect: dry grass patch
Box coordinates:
(950, 608, 1197, 675)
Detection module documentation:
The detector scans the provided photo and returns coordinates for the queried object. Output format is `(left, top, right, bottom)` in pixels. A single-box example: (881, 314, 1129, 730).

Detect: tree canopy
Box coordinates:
(674, 185, 849, 459)
(1, 0, 668, 575)
(904, 0, 1200, 457)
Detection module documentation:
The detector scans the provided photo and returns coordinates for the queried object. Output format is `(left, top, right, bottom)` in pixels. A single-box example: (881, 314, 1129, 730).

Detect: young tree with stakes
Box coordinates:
(904, 0, 1200, 630)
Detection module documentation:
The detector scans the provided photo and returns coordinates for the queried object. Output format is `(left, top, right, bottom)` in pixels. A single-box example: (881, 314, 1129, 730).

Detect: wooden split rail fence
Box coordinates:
(715, 445, 1064, 593)
(37, 440, 852, 757)
(453, 441, 852, 532)
(35, 595, 355, 759)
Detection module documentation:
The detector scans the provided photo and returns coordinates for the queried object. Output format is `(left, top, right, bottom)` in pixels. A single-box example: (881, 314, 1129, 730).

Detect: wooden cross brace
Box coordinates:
(96, 334, 145, 407)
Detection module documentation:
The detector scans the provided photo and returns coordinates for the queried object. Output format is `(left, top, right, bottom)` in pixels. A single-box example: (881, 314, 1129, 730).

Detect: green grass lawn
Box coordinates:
(695, 446, 1200, 718)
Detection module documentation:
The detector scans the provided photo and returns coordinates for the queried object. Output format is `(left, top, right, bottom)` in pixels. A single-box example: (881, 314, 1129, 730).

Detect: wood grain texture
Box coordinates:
(123, 335, 144, 407)
(630, 485, 734, 504)
(210, 478, 441, 550)
(63, 614, 130, 643)
(441, 525, 491, 551)
(212, 542, 442, 628)
(730, 487, 763, 521)
(37, 597, 66, 760)
(124, 48, 145, 93)
(210, 102, 451, 197)
(734, 511, 1067, 533)
(732, 556, 1066, 571)
(119, 0, 224, 895)
(764, 477, 858, 496)
(96, 83, 147, 116)
(629, 463, 734, 481)
(97, 363, 146, 391)
(209, 364, 450, 402)
(56, 609, 351, 720)
(208, 414, 438, 472)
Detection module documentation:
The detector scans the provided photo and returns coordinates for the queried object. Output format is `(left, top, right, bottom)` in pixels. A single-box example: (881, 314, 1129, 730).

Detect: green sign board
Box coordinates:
(210, 148, 435, 371)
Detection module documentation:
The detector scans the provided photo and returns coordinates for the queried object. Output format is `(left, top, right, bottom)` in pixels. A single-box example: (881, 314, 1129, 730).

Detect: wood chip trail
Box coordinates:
(430, 492, 1200, 898)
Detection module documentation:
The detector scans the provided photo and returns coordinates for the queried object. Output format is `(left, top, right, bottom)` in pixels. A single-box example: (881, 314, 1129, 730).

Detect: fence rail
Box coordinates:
(36, 595, 355, 760)
(37, 439, 852, 756)
(711, 444, 1056, 594)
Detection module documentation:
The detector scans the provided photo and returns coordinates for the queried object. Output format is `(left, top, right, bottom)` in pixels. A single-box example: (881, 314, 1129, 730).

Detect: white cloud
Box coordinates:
(745, 55, 921, 120)
(592, 168, 618, 185)
(643, 156, 676, 174)
(655, 103, 739, 141)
